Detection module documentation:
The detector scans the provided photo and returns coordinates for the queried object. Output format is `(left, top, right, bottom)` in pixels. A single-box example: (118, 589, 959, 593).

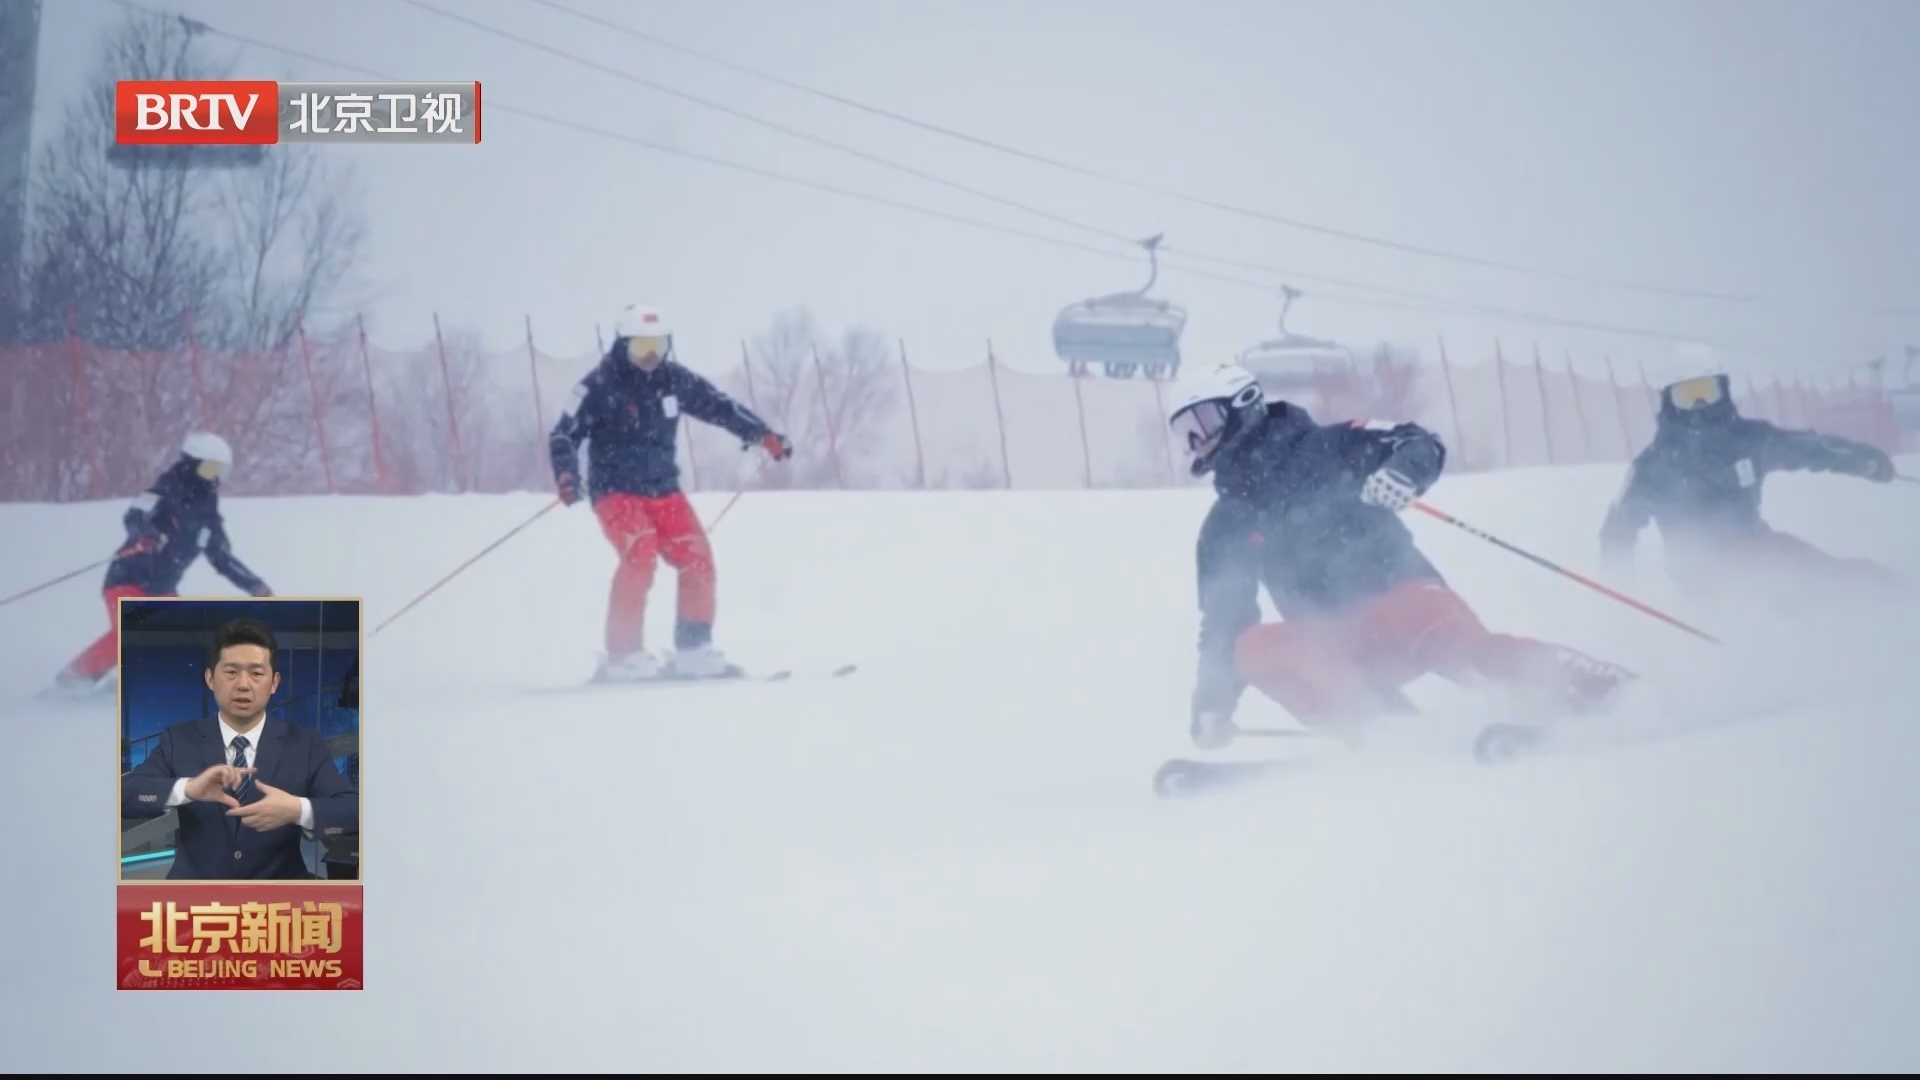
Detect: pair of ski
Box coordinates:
(583, 662, 859, 688)
(1152, 687, 1812, 799)
(1151, 718, 1572, 800)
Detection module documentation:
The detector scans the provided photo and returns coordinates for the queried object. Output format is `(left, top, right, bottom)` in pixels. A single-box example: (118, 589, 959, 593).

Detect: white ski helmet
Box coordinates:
(181, 430, 234, 478)
(611, 303, 672, 359)
(1168, 363, 1267, 476)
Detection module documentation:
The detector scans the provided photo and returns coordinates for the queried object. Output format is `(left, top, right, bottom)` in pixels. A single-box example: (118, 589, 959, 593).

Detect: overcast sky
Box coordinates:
(30, 0, 1920, 379)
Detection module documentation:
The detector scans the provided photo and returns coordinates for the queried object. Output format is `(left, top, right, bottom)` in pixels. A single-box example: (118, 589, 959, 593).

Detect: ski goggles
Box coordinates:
(1170, 400, 1231, 454)
(625, 335, 668, 359)
(195, 458, 225, 480)
(1665, 374, 1728, 410)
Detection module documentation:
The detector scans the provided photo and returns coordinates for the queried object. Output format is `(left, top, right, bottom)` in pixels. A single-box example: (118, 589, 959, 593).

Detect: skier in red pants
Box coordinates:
(1167, 363, 1632, 748)
(549, 304, 791, 682)
(53, 431, 273, 695)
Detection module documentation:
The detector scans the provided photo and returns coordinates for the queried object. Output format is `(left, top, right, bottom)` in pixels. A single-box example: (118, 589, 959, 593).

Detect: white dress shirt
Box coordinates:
(165, 713, 316, 835)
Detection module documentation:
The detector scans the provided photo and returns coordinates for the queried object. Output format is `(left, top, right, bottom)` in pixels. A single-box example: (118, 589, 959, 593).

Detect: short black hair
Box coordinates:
(206, 617, 279, 673)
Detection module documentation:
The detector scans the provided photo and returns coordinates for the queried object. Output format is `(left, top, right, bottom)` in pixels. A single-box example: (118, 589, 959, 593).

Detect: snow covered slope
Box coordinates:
(2, 460, 1918, 1071)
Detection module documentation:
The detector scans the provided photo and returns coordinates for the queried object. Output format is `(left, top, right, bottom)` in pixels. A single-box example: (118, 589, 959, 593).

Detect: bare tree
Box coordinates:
(4, 10, 366, 501)
(1312, 343, 1430, 426)
(728, 307, 901, 489)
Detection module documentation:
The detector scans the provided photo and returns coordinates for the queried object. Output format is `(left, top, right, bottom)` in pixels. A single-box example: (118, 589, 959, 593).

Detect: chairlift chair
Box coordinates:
(1052, 234, 1188, 381)
(1234, 286, 1356, 398)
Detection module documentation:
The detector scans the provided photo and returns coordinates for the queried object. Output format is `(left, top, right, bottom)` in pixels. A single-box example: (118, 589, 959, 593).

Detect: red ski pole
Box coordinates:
(0, 558, 109, 611)
(1411, 500, 1723, 646)
(370, 499, 562, 638)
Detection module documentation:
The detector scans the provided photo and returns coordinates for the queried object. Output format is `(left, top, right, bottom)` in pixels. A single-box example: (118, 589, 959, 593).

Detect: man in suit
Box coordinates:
(122, 617, 358, 880)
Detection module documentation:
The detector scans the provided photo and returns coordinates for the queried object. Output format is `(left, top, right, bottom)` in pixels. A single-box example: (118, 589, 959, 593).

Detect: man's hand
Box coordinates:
(249, 583, 274, 597)
(1858, 448, 1896, 483)
(1360, 467, 1418, 512)
(759, 432, 793, 461)
(555, 470, 581, 506)
(226, 781, 304, 832)
(183, 763, 255, 809)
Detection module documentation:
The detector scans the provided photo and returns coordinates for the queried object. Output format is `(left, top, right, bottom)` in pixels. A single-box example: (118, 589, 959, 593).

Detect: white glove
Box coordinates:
(1360, 468, 1417, 512)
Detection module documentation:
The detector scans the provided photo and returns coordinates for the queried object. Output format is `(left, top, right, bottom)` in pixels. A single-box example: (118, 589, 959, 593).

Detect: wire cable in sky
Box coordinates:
(89, 0, 1768, 347)
(521, 0, 1801, 310)
(388, 0, 1752, 343)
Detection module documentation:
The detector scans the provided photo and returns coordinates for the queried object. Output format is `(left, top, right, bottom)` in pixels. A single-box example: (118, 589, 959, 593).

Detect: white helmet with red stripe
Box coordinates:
(612, 303, 674, 362)
(613, 303, 670, 339)
(1167, 363, 1268, 476)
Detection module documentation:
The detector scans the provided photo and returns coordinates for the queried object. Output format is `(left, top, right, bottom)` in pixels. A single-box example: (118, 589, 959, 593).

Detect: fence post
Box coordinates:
(738, 339, 762, 413)
(295, 319, 336, 495)
(1530, 340, 1555, 465)
(898, 338, 926, 490)
(182, 309, 209, 431)
(1493, 338, 1514, 467)
(431, 313, 468, 493)
(1603, 355, 1633, 459)
(1563, 350, 1593, 464)
(1151, 377, 1178, 487)
(985, 339, 1013, 489)
(356, 315, 388, 492)
(1070, 368, 1093, 488)
(1436, 337, 1467, 466)
(524, 315, 548, 482)
(810, 342, 845, 488)
(62, 309, 105, 500)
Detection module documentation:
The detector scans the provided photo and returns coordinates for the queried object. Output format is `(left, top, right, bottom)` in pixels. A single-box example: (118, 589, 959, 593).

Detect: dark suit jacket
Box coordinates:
(122, 716, 359, 880)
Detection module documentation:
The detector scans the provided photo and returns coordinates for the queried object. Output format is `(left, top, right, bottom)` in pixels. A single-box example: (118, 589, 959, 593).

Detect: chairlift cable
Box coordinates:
(92, 0, 1844, 352)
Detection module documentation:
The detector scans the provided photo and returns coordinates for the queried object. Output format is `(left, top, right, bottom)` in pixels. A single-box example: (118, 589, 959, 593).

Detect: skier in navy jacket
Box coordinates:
(549, 304, 792, 682)
(55, 431, 272, 693)
(1600, 372, 1901, 610)
(1169, 363, 1631, 749)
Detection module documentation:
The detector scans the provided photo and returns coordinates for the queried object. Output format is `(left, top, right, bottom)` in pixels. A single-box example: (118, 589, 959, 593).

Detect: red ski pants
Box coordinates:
(593, 492, 714, 657)
(1232, 579, 1585, 725)
(64, 584, 163, 681)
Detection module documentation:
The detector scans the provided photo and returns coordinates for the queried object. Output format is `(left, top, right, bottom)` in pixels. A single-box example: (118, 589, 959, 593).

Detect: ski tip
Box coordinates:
(1471, 722, 1547, 766)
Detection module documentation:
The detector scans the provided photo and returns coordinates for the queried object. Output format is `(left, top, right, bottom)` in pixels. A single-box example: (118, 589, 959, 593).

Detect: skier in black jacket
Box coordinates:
(1600, 372, 1902, 610)
(54, 431, 272, 692)
(1170, 363, 1631, 748)
(550, 304, 792, 683)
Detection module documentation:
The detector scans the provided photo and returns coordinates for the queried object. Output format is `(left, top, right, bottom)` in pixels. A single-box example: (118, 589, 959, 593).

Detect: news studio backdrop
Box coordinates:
(115, 597, 366, 992)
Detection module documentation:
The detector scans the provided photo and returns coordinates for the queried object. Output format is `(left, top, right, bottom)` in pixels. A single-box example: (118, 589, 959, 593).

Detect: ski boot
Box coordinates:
(663, 620, 740, 680)
(1189, 708, 1240, 750)
(40, 668, 116, 701)
(664, 644, 737, 679)
(592, 650, 663, 684)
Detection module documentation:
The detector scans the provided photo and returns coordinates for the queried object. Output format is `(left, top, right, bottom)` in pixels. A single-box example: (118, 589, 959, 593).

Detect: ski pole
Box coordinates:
(704, 441, 785, 535)
(1410, 500, 1723, 646)
(1, 558, 109, 611)
(370, 499, 561, 638)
